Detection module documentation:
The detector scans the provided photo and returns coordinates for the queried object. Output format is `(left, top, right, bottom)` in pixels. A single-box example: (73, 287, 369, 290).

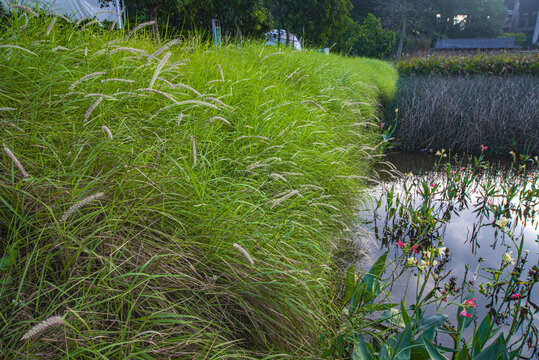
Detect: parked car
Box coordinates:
(264, 29, 301, 50)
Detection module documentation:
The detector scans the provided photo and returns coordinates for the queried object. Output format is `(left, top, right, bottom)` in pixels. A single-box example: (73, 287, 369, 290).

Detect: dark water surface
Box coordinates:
(357, 153, 539, 355)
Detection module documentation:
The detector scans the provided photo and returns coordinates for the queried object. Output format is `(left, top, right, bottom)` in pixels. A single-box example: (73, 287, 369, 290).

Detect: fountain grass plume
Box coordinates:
(3, 144, 30, 177)
(20, 315, 66, 341)
(60, 192, 104, 222)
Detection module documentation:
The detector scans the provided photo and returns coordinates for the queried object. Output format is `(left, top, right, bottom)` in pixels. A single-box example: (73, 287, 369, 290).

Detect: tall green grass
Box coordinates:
(0, 11, 396, 359)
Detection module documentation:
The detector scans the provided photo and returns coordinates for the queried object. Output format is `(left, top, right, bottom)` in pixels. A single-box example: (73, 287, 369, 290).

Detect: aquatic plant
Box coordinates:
(322, 154, 539, 359)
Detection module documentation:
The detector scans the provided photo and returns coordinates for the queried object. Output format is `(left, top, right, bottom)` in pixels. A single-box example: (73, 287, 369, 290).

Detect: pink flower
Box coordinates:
(464, 298, 478, 308)
(430, 183, 437, 188)
(396, 240, 405, 248)
(451, 170, 456, 175)
(480, 144, 488, 152)
(461, 167, 466, 171)
(411, 244, 419, 253)
(510, 293, 521, 300)
(460, 310, 472, 318)
(380, 122, 385, 129)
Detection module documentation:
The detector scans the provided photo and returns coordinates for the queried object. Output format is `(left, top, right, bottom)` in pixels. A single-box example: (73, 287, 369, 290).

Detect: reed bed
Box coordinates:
(0, 11, 396, 359)
(384, 75, 539, 155)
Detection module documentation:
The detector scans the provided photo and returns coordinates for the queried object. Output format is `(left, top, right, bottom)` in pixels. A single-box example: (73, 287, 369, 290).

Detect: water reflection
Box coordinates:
(358, 153, 539, 355)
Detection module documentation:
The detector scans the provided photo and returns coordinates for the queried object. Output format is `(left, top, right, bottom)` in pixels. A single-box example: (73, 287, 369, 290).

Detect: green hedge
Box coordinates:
(398, 53, 539, 76)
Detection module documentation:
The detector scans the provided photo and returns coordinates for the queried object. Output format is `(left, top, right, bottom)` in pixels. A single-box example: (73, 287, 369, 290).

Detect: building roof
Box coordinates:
(435, 38, 515, 49)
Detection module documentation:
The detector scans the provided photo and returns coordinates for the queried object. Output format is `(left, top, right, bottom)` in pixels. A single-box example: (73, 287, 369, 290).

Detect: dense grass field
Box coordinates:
(0, 11, 396, 359)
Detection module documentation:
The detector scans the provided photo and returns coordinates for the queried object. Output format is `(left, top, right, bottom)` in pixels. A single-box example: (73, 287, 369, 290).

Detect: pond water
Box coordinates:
(356, 153, 539, 355)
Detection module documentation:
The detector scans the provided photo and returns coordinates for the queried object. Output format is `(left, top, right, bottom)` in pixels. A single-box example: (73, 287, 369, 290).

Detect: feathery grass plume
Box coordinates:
(190, 135, 197, 166)
(311, 202, 340, 211)
(270, 189, 301, 209)
(149, 51, 171, 89)
(217, 64, 224, 81)
(84, 97, 103, 122)
(109, 10, 124, 30)
(19, 13, 28, 29)
(139, 88, 178, 104)
(172, 83, 202, 97)
(46, 16, 57, 35)
(74, 17, 89, 27)
(156, 77, 174, 87)
(234, 135, 269, 142)
(147, 39, 180, 62)
(102, 125, 113, 139)
(296, 75, 309, 83)
(46, 12, 70, 22)
(20, 315, 66, 341)
(110, 46, 146, 54)
(176, 100, 218, 109)
(260, 51, 284, 62)
(60, 192, 104, 222)
(69, 72, 106, 90)
(263, 85, 275, 92)
(10, 4, 38, 16)
(101, 78, 134, 83)
(205, 97, 230, 108)
(233, 243, 255, 265)
(81, 19, 99, 31)
(285, 68, 299, 81)
(84, 46, 88, 58)
(3, 145, 29, 178)
(52, 46, 69, 52)
(207, 116, 231, 126)
(300, 100, 326, 112)
(0, 45, 37, 56)
(84, 93, 116, 100)
(127, 21, 155, 39)
(270, 173, 288, 182)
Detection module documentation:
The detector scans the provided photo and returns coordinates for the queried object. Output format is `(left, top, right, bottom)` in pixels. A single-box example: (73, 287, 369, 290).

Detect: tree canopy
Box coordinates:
(104, 0, 509, 57)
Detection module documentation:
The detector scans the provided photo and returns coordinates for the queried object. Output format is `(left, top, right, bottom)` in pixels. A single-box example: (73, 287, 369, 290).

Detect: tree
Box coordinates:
(108, 0, 272, 41)
(264, 0, 355, 50)
(374, 0, 431, 60)
(430, 0, 507, 38)
(179, 0, 273, 37)
(351, 13, 395, 58)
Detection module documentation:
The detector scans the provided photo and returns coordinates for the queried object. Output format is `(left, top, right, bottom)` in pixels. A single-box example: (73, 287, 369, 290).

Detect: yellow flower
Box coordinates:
(502, 251, 515, 266)
(406, 257, 418, 267)
(436, 247, 447, 259)
(495, 217, 510, 229)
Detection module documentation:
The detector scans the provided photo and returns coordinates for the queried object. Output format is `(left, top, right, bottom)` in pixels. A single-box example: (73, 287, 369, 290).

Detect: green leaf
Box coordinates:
(421, 335, 449, 360)
(350, 251, 388, 314)
(472, 315, 491, 357)
(353, 336, 374, 360)
(345, 265, 356, 303)
(380, 322, 412, 360)
(400, 299, 410, 326)
(418, 314, 448, 333)
(456, 346, 470, 360)
(473, 334, 506, 360)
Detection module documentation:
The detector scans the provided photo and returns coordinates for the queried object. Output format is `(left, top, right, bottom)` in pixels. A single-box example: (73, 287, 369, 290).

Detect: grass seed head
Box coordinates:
(3, 145, 30, 178)
(21, 315, 66, 341)
(60, 192, 104, 222)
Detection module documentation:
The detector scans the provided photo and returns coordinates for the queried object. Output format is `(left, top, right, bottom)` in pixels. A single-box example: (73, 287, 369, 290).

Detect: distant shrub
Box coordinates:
(398, 53, 539, 75)
(498, 32, 527, 47)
